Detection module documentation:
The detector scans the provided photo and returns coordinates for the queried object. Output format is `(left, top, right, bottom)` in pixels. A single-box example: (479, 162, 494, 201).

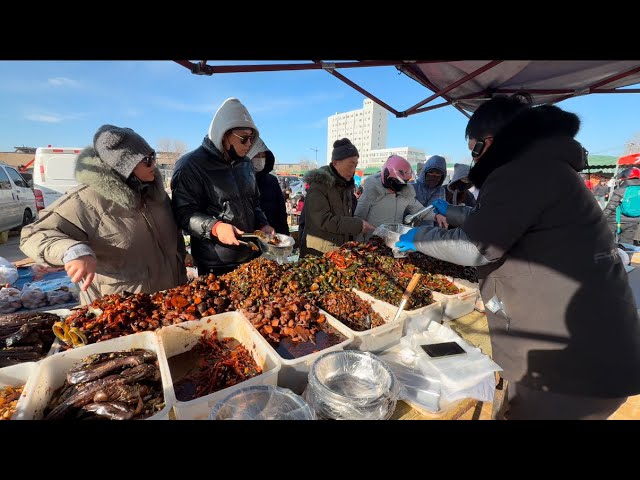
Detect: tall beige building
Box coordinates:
(327, 98, 388, 166)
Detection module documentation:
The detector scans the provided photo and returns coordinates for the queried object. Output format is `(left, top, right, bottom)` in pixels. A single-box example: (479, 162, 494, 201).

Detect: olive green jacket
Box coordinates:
(300, 166, 363, 257)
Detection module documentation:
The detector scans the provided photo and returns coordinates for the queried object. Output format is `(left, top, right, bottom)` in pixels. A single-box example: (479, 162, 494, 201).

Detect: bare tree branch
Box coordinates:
(624, 132, 640, 154)
(156, 138, 188, 164)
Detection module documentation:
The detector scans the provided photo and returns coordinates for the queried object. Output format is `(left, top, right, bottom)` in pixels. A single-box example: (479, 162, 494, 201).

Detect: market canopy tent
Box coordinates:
(174, 60, 640, 118)
(396, 61, 640, 117)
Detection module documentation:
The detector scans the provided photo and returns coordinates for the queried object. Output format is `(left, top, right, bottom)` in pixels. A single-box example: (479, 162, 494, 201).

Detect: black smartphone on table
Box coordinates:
(419, 341, 467, 358)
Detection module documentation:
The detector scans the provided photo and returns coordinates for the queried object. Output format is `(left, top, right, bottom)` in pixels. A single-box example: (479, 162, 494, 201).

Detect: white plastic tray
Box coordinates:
(344, 289, 406, 352)
(14, 331, 171, 420)
(430, 279, 478, 321)
(353, 288, 443, 335)
(243, 310, 354, 394)
(157, 312, 282, 420)
(0, 362, 37, 420)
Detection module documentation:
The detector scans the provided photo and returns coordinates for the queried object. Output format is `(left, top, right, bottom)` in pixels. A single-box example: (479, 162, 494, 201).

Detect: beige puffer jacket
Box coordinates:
(20, 148, 187, 304)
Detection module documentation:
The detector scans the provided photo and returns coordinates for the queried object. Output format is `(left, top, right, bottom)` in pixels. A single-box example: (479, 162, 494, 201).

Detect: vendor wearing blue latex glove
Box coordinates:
(395, 228, 418, 252)
(393, 95, 640, 420)
(432, 198, 449, 216)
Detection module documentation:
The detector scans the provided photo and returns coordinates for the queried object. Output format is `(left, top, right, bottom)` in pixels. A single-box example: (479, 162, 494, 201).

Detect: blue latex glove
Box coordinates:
(432, 199, 449, 216)
(395, 228, 418, 252)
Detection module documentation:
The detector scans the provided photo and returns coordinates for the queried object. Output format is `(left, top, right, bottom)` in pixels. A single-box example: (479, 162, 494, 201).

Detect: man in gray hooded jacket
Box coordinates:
(396, 96, 640, 419)
(171, 98, 274, 275)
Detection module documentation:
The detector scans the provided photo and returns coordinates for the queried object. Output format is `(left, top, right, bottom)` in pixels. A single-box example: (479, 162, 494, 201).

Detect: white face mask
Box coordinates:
(252, 157, 266, 172)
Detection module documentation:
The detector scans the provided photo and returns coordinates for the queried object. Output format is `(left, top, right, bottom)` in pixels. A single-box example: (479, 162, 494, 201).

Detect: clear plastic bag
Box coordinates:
(0, 257, 18, 286)
(0, 287, 22, 314)
(303, 350, 399, 420)
(372, 224, 413, 258)
(209, 385, 315, 420)
(46, 288, 75, 306)
(378, 322, 502, 408)
(19, 285, 47, 310)
(377, 344, 447, 413)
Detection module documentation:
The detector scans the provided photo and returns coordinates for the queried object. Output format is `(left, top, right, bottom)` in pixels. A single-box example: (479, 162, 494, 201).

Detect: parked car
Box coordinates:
(289, 179, 307, 196)
(32, 146, 82, 209)
(0, 163, 37, 232)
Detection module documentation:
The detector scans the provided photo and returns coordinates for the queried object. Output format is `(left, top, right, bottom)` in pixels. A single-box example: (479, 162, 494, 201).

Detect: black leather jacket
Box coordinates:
(171, 137, 268, 273)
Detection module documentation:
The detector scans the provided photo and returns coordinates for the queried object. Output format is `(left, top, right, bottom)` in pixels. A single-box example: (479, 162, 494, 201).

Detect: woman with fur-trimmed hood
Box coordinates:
(20, 125, 187, 304)
(300, 138, 374, 256)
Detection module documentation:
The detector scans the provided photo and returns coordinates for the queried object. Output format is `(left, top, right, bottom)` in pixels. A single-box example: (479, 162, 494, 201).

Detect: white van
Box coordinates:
(0, 163, 37, 232)
(32, 146, 82, 209)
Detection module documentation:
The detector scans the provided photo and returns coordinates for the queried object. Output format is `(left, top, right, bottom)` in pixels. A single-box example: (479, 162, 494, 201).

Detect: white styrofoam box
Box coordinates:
(354, 288, 443, 335)
(157, 312, 282, 420)
(345, 289, 406, 352)
(14, 331, 171, 420)
(430, 279, 478, 321)
(0, 362, 37, 420)
(243, 310, 354, 395)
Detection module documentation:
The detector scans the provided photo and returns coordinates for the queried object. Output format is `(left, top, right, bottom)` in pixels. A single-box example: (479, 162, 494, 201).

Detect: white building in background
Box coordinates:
(367, 147, 426, 169)
(327, 98, 428, 168)
(327, 98, 387, 166)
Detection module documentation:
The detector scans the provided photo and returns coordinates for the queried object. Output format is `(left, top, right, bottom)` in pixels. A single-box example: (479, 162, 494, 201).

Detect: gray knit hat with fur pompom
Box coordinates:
(93, 124, 154, 178)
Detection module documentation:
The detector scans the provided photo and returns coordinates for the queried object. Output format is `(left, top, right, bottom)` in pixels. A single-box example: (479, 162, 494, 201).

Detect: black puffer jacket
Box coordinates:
(171, 136, 268, 273)
(249, 142, 289, 235)
(414, 105, 640, 398)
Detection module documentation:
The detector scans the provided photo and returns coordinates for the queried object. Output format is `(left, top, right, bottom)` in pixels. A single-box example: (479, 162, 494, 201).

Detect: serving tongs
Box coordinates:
(237, 233, 261, 252)
(404, 205, 434, 225)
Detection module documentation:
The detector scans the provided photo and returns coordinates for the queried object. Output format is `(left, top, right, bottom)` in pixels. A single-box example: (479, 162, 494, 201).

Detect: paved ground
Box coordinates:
(0, 231, 27, 263)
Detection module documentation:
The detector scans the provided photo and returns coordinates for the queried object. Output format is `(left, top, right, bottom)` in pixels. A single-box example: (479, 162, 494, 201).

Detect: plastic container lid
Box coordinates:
(209, 385, 315, 420)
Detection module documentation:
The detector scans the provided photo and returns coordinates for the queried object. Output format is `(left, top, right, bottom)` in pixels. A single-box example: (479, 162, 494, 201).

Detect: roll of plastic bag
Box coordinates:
(0, 257, 18, 286)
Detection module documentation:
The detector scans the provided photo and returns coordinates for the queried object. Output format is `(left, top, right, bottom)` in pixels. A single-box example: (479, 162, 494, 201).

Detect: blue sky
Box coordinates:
(1, 60, 639, 166)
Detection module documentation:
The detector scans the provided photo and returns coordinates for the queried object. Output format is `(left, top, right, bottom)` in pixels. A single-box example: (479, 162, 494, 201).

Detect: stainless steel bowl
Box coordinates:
(256, 233, 295, 262)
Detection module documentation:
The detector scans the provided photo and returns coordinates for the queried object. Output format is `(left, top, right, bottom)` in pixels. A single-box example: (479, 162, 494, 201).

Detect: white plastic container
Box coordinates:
(244, 310, 354, 394)
(14, 331, 171, 420)
(341, 289, 407, 352)
(430, 279, 478, 321)
(354, 289, 443, 335)
(157, 312, 282, 420)
(0, 362, 37, 420)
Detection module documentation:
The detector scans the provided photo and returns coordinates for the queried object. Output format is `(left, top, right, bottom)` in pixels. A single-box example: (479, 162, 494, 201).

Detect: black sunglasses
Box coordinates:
(232, 132, 256, 145)
(141, 152, 156, 167)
